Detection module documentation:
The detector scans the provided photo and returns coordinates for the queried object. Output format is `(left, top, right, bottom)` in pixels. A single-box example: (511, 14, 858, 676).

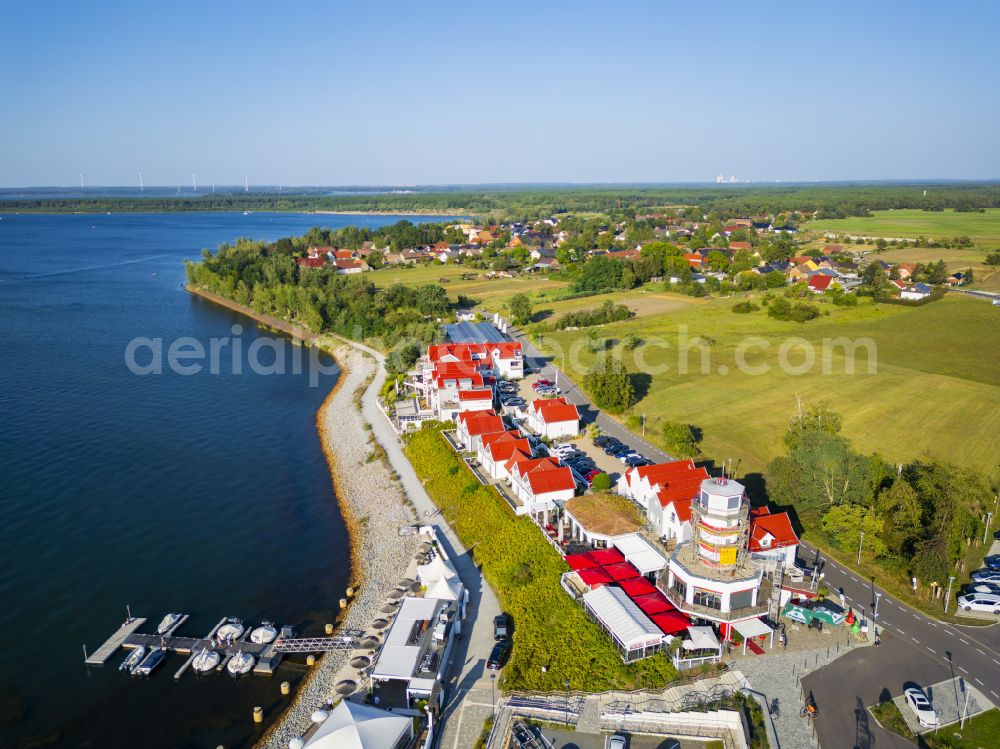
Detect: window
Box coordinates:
(671, 577, 687, 599)
(727, 496, 740, 510)
(694, 588, 722, 610)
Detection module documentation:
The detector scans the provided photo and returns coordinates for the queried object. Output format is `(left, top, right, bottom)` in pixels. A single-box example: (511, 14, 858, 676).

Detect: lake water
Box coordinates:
(0, 212, 451, 748)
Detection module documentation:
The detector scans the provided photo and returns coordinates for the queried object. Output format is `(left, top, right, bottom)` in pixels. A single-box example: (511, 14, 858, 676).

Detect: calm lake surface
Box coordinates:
(0, 212, 451, 748)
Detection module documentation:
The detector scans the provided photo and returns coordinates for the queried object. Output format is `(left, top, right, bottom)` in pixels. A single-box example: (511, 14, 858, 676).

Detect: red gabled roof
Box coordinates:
(461, 414, 504, 437)
(458, 388, 493, 402)
(334, 249, 355, 259)
(682, 253, 704, 267)
(749, 511, 799, 551)
(296, 256, 327, 268)
(729, 241, 751, 251)
(334, 258, 366, 270)
(807, 275, 834, 291)
(525, 465, 576, 496)
(427, 342, 522, 364)
(486, 438, 531, 464)
(503, 448, 535, 474)
(530, 397, 579, 424)
(661, 496, 694, 521)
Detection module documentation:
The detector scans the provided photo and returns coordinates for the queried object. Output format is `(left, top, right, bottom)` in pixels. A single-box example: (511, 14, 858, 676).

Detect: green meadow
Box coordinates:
(539, 293, 1000, 484)
(806, 208, 1000, 245)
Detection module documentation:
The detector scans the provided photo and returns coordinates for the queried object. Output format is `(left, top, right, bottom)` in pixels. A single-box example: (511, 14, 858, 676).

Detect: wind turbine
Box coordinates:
(79, 173, 86, 189)
(192, 173, 197, 192)
(244, 175, 249, 193)
(138, 172, 144, 192)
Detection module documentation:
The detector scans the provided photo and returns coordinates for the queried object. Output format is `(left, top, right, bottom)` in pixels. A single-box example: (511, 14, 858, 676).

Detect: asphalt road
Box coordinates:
(799, 542, 1000, 707)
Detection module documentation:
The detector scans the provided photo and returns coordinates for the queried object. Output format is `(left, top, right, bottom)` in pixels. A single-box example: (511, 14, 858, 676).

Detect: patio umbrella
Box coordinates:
(564, 553, 598, 571)
(577, 567, 614, 587)
(603, 561, 640, 581)
(781, 602, 813, 625)
(588, 548, 625, 565)
(633, 592, 673, 616)
(809, 604, 846, 627)
(619, 577, 657, 598)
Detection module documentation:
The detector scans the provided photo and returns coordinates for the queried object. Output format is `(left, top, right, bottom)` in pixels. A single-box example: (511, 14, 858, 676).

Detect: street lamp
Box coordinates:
(944, 575, 955, 614)
(857, 530, 865, 565)
(874, 591, 882, 641)
(491, 673, 497, 719)
(985, 512, 994, 545)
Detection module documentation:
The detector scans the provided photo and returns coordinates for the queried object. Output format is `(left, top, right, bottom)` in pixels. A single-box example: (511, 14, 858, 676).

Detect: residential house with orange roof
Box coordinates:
(506, 455, 577, 517)
(525, 397, 580, 439)
(617, 461, 710, 540)
(477, 431, 533, 480)
(748, 507, 799, 564)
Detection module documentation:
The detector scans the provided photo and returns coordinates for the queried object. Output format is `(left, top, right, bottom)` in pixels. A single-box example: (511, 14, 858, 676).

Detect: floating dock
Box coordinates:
(84, 618, 148, 665)
(85, 613, 366, 679)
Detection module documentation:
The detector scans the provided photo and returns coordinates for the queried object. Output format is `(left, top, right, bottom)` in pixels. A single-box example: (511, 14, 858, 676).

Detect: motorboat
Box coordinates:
(250, 621, 277, 644)
(191, 648, 221, 674)
(156, 613, 184, 635)
(119, 645, 147, 672)
(216, 618, 245, 642)
(226, 650, 255, 676)
(133, 649, 166, 676)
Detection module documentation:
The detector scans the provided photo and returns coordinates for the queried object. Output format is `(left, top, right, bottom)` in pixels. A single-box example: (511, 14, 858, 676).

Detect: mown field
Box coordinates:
(806, 208, 1000, 244)
(367, 263, 570, 304)
(538, 294, 1000, 485)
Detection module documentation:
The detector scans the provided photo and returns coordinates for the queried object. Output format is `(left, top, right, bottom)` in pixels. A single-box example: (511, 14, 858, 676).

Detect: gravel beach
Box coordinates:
(260, 344, 418, 749)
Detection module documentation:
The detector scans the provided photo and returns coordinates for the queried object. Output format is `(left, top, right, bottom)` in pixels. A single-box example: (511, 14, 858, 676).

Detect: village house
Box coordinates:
(617, 460, 709, 541)
(901, 282, 933, 300)
(477, 430, 533, 481)
(806, 275, 835, 293)
(455, 409, 505, 452)
(334, 258, 370, 274)
(506, 453, 576, 517)
(524, 397, 580, 439)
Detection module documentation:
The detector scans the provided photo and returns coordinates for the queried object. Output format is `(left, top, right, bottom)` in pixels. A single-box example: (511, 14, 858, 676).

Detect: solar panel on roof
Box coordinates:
(444, 322, 508, 344)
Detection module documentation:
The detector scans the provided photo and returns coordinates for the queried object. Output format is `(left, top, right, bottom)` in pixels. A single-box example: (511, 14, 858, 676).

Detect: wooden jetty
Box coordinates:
(84, 618, 148, 665)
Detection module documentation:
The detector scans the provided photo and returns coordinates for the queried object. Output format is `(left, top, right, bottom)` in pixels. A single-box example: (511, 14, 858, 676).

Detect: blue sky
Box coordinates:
(2, 0, 998, 186)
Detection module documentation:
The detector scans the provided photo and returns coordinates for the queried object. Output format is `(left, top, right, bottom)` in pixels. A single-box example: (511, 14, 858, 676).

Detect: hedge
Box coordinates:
(403, 425, 677, 692)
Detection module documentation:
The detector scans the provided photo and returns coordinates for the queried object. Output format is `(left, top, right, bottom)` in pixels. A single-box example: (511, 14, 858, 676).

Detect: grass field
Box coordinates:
(538, 293, 1000, 484)
(806, 209, 1000, 290)
(921, 708, 1000, 748)
(367, 263, 570, 304)
(806, 208, 1000, 245)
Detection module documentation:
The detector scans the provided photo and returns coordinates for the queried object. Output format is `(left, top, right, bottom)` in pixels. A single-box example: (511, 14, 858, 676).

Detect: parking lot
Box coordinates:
(528, 725, 706, 749)
(500, 373, 656, 490)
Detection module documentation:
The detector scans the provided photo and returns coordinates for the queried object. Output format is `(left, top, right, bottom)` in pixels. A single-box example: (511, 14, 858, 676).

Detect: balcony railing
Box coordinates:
(657, 581, 769, 622)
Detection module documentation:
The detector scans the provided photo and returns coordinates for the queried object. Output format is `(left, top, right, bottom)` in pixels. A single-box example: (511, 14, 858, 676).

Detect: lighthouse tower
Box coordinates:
(691, 477, 750, 571)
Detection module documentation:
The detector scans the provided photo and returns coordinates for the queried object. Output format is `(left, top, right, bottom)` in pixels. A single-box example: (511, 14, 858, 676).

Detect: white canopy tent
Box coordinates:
(582, 585, 664, 661)
(426, 576, 463, 602)
(683, 626, 721, 651)
(610, 533, 667, 576)
(301, 700, 412, 749)
(732, 617, 774, 653)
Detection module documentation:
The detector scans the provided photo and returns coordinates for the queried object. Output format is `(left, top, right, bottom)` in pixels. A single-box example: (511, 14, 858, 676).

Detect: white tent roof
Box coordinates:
(683, 626, 720, 651)
(611, 533, 667, 574)
(302, 700, 410, 749)
(426, 576, 463, 601)
(417, 554, 458, 584)
(732, 618, 772, 639)
(582, 585, 664, 650)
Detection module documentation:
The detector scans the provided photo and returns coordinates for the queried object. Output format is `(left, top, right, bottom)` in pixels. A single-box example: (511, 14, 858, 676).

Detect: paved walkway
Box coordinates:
(333, 336, 503, 749)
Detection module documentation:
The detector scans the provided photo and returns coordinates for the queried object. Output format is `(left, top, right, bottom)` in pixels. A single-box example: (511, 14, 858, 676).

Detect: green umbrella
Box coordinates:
(782, 602, 813, 624)
(809, 605, 846, 627)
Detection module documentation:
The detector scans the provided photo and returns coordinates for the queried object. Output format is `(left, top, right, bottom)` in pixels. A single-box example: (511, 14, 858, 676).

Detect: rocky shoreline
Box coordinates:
(261, 343, 419, 749)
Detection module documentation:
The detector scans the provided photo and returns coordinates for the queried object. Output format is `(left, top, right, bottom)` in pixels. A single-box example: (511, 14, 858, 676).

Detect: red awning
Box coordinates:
(577, 567, 614, 587)
(651, 611, 691, 635)
(564, 553, 598, 571)
(588, 548, 625, 565)
(618, 577, 657, 598)
(633, 592, 672, 616)
(603, 561, 640, 581)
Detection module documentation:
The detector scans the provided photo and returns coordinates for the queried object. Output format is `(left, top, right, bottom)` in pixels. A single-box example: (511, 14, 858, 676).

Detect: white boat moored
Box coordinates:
(119, 645, 147, 672)
(250, 622, 277, 644)
(216, 618, 245, 642)
(226, 650, 255, 676)
(191, 648, 222, 673)
(156, 613, 184, 635)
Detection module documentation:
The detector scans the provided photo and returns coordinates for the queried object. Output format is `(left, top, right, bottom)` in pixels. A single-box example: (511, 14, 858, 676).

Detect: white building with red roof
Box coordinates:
(525, 397, 580, 439)
(748, 507, 799, 565)
(617, 460, 709, 541)
(477, 431, 533, 480)
(456, 388, 494, 413)
(455, 410, 504, 452)
(505, 453, 576, 516)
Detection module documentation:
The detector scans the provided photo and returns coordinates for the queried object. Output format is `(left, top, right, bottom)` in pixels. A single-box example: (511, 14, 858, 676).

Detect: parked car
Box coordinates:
(584, 469, 602, 485)
(623, 455, 649, 467)
(504, 397, 526, 407)
(551, 443, 577, 455)
(606, 735, 628, 749)
(994, 529, 1000, 541)
(593, 435, 613, 448)
(493, 613, 512, 641)
(983, 555, 1000, 571)
(967, 582, 1000, 595)
(904, 687, 940, 728)
(971, 570, 1000, 583)
(612, 447, 636, 459)
(532, 378, 553, 389)
(957, 593, 1000, 614)
(487, 640, 512, 670)
(602, 443, 624, 455)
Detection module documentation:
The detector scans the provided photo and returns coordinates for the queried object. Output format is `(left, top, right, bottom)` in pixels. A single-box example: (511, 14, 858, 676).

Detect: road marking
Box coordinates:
(928, 622, 937, 628)
(960, 638, 969, 645)
(992, 690, 999, 699)
(975, 678, 984, 686)
(849, 575, 858, 582)
(944, 629, 955, 636)
(912, 613, 920, 619)
(881, 620, 891, 627)
(977, 649, 987, 656)
(994, 659, 1000, 666)
(911, 637, 920, 644)
(959, 667, 968, 674)
(926, 647, 936, 654)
